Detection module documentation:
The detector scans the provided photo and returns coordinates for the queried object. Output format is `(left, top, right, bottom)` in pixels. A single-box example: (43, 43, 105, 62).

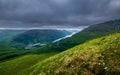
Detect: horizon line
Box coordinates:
(0, 26, 89, 30)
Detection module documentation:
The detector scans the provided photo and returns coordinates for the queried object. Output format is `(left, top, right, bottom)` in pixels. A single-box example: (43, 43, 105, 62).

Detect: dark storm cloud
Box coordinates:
(0, 0, 120, 28)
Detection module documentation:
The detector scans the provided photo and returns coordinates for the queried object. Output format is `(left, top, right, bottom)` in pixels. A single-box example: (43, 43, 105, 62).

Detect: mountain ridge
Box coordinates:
(9, 29, 71, 49)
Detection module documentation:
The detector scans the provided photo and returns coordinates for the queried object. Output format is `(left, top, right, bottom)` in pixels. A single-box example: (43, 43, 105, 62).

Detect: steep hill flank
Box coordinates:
(30, 33, 120, 75)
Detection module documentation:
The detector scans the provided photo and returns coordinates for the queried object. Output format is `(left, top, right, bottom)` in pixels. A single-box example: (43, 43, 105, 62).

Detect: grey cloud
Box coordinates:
(0, 0, 120, 28)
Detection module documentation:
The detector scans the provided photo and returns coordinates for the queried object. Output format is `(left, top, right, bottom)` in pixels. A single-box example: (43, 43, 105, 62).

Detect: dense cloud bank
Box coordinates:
(0, 0, 120, 28)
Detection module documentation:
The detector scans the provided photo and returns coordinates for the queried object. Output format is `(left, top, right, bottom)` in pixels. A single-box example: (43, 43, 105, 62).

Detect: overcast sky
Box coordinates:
(0, 0, 120, 29)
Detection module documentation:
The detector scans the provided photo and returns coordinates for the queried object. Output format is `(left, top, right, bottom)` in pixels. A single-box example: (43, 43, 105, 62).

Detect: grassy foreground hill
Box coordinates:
(25, 33, 120, 75)
(0, 53, 56, 75)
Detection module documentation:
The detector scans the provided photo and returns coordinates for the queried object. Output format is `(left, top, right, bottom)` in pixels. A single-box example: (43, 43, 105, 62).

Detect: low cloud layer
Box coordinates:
(0, 0, 120, 28)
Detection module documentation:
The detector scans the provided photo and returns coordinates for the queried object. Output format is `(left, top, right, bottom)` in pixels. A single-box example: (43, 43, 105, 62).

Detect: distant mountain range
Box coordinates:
(0, 29, 73, 49)
(0, 20, 120, 50)
(0, 30, 26, 46)
(15, 19, 120, 53)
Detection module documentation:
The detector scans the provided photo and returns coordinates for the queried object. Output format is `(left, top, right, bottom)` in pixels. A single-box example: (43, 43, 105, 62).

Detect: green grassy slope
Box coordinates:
(0, 45, 31, 62)
(28, 33, 120, 75)
(0, 53, 56, 75)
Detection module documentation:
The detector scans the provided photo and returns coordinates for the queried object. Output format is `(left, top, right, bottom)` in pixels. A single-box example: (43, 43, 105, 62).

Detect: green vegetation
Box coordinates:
(26, 33, 120, 75)
(0, 45, 31, 62)
(0, 53, 56, 75)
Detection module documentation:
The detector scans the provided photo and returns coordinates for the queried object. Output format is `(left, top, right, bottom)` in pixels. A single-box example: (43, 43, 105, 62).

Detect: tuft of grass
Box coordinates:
(28, 33, 120, 75)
